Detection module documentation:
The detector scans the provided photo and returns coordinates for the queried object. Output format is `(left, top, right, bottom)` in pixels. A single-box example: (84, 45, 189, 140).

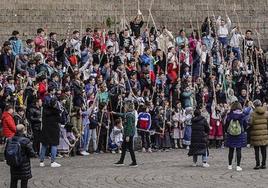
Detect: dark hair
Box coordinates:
(86, 28, 92, 32)
(246, 30, 252, 34)
(194, 109, 201, 117)
(12, 30, 19, 36)
(26, 39, 33, 44)
(4, 105, 13, 111)
(37, 28, 44, 34)
(73, 30, 79, 35)
(49, 32, 57, 37)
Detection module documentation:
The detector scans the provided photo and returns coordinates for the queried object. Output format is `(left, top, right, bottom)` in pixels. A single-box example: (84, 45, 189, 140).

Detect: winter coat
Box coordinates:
(250, 107, 268, 146)
(188, 115, 210, 156)
(225, 110, 247, 148)
(1, 111, 16, 138)
(28, 106, 42, 131)
(6, 133, 35, 180)
(116, 112, 136, 137)
(40, 106, 61, 145)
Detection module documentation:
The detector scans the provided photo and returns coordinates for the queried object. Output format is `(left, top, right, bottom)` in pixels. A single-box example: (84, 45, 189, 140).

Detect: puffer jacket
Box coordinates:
(250, 107, 268, 146)
(5, 133, 35, 180)
(1, 111, 16, 138)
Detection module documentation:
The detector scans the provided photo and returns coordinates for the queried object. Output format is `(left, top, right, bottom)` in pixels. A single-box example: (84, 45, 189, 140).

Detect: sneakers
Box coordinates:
(192, 163, 197, 167)
(129, 163, 138, 167)
(40, 162, 45, 167)
(261, 165, 266, 169)
(118, 150, 122, 154)
(51, 162, 61, 168)
(202, 163, 210, 168)
(142, 148, 146, 153)
(148, 148, 152, 153)
(228, 165, 232, 170)
(236, 166, 242, 171)
(186, 146, 190, 150)
(111, 150, 116, 154)
(80, 151, 90, 156)
(114, 161, 124, 166)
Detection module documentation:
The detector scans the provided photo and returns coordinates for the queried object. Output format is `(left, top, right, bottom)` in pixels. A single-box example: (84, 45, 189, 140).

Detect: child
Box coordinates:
(138, 105, 152, 152)
(172, 102, 185, 148)
(183, 107, 193, 150)
(109, 118, 123, 154)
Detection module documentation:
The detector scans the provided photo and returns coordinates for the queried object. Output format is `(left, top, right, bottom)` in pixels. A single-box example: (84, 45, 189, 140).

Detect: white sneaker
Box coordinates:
(80, 151, 90, 156)
(148, 148, 152, 153)
(51, 162, 61, 168)
(202, 163, 210, 168)
(111, 150, 116, 154)
(192, 163, 197, 167)
(142, 148, 146, 152)
(228, 165, 233, 170)
(236, 166, 242, 171)
(40, 162, 45, 167)
(118, 150, 122, 154)
(186, 146, 190, 150)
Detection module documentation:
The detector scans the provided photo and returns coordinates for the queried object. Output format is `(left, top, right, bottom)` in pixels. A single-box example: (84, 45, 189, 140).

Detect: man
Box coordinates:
(82, 28, 94, 48)
(250, 100, 268, 169)
(47, 32, 59, 51)
(9, 30, 23, 57)
(113, 101, 137, 167)
(1, 105, 16, 138)
(28, 99, 42, 154)
(5, 124, 35, 188)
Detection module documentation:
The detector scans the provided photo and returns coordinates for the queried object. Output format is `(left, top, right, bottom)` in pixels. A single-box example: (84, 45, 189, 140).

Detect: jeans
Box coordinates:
(119, 136, 137, 164)
(193, 150, 208, 163)
(40, 144, 57, 163)
(140, 131, 151, 149)
(232, 47, 241, 61)
(82, 124, 89, 151)
(10, 178, 28, 188)
(254, 146, 267, 166)
(87, 129, 97, 151)
(228, 147, 242, 166)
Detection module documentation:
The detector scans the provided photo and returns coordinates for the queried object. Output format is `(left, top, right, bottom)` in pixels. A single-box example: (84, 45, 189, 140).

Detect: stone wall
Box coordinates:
(0, 0, 268, 49)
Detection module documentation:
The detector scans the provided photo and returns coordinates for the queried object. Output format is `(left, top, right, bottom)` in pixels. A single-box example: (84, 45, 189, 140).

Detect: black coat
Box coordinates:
(40, 107, 61, 145)
(188, 116, 210, 156)
(29, 106, 42, 131)
(7, 133, 35, 180)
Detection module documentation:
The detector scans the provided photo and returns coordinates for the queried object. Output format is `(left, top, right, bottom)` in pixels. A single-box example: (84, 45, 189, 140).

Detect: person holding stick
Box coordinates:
(113, 101, 137, 167)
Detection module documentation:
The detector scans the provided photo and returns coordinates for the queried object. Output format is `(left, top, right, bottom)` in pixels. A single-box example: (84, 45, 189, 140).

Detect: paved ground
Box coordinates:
(0, 148, 268, 188)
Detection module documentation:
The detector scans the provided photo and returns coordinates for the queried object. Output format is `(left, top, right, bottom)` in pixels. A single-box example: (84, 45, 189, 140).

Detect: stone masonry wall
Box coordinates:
(0, 0, 268, 49)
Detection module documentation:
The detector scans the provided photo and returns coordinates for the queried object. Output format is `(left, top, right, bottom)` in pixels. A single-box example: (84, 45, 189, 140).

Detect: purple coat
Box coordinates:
(225, 110, 247, 148)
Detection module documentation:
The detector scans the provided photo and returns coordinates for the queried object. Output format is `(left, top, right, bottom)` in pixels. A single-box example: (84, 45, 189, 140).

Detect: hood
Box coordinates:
(255, 107, 266, 115)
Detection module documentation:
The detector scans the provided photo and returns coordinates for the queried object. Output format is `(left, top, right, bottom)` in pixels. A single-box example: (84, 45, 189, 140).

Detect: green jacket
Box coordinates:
(116, 111, 136, 137)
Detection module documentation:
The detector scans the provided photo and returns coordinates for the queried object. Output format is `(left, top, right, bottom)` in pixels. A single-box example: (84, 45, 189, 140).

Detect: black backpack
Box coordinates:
(5, 137, 23, 167)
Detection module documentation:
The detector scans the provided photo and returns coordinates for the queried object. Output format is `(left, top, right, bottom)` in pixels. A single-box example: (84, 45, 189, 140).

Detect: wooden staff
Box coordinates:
(190, 19, 195, 86)
(12, 56, 18, 77)
(96, 106, 105, 148)
(146, 0, 154, 28)
(80, 0, 83, 39)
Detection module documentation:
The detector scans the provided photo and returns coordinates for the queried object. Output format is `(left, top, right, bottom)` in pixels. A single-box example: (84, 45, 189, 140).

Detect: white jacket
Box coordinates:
(216, 16, 231, 37)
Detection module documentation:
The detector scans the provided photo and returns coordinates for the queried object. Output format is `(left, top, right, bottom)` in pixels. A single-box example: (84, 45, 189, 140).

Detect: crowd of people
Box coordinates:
(1, 8, 268, 188)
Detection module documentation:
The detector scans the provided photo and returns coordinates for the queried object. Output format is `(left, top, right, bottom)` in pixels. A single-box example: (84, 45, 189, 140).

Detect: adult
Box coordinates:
(250, 100, 268, 169)
(5, 124, 35, 188)
(113, 101, 137, 167)
(188, 109, 210, 167)
(1, 105, 16, 138)
(39, 98, 62, 168)
(225, 101, 247, 171)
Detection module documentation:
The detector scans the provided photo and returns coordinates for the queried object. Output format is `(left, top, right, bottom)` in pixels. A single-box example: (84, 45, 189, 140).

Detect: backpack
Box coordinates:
(228, 120, 242, 136)
(5, 137, 23, 167)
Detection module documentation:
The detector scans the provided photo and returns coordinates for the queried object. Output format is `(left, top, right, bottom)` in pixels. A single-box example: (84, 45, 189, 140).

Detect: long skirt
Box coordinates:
(183, 125, 192, 146)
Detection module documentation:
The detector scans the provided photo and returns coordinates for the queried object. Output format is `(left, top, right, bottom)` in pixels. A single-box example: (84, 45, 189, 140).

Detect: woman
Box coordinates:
(250, 100, 268, 169)
(188, 109, 210, 167)
(225, 101, 247, 171)
(40, 98, 62, 168)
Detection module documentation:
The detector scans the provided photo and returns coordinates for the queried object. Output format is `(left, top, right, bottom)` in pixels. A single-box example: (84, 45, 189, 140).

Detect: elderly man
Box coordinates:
(250, 100, 268, 170)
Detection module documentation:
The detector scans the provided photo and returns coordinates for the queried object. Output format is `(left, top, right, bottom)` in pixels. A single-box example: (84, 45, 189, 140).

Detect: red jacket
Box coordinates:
(38, 81, 47, 101)
(1, 111, 16, 138)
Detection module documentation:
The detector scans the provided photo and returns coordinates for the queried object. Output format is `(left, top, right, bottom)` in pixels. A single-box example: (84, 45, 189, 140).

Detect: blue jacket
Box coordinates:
(140, 53, 153, 71)
(138, 112, 151, 130)
(9, 37, 23, 56)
